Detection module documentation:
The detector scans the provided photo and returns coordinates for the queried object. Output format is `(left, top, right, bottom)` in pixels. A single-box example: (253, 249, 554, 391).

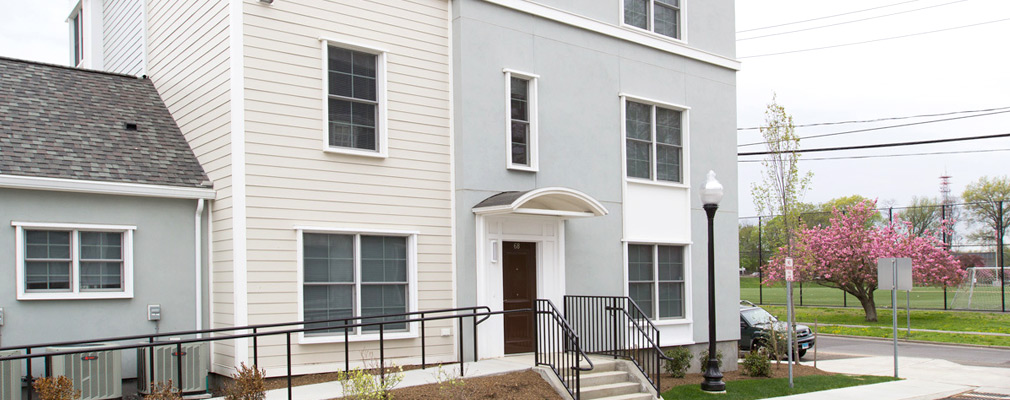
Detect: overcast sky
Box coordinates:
(736, 0, 1010, 218)
(2, 1, 1008, 219)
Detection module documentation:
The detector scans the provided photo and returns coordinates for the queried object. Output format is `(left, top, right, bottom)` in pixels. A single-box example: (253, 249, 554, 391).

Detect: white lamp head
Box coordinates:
(701, 170, 723, 206)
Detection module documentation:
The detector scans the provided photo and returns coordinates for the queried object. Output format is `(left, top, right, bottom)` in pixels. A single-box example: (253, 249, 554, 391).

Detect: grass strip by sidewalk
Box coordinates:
(760, 305, 1010, 347)
(662, 375, 897, 400)
(817, 325, 1010, 347)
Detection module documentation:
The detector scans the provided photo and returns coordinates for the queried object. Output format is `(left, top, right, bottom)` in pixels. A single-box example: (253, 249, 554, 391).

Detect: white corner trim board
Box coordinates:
(0, 174, 216, 199)
(482, 0, 741, 71)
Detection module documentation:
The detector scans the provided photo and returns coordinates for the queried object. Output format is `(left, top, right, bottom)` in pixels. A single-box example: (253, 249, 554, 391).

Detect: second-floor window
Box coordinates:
(624, 0, 681, 40)
(327, 45, 384, 154)
(505, 70, 539, 170)
(70, 6, 84, 66)
(625, 100, 683, 183)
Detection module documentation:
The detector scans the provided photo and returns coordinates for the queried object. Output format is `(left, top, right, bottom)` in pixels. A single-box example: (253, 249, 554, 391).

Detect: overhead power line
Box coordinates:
(737, 132, 1010, 156)
(738, 106, 1010, 131)
(737, 147, 1010, 163)
(738, 109, 1010, 147)
(737, 0, 967, 41)
(736, 0, 922, 33)
(739, 17, 1010, 59)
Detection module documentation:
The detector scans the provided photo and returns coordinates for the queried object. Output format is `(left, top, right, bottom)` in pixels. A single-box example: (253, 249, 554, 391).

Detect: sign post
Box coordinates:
(877, 257, 912, 379)
(784, 257, 794, 388)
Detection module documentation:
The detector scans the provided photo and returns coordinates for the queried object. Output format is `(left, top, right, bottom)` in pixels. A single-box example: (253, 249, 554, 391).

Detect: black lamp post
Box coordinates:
(700, 170, 726, 393)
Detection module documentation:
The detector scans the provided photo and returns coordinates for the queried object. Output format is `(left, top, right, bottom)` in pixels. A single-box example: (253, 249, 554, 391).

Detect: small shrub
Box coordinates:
(339, 364, 404, 400)
(224, 363, 266, 400)
(741, 348, 772, 377)
(433, 365, 467, 399)
(662, 347, 693, 378)
(145, 381, 183, 400)
(32, 376, 80, 400)
(697, 348, 724, 373)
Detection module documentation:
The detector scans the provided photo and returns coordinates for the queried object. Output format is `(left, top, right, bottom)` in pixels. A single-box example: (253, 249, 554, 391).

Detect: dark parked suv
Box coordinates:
(739, 301, 815, 358)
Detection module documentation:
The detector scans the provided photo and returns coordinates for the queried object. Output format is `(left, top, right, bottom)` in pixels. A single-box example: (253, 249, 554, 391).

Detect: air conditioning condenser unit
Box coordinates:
(46, 344, 122, 400)
(0, 350, 21, 400)
(137, 342, 209, 394)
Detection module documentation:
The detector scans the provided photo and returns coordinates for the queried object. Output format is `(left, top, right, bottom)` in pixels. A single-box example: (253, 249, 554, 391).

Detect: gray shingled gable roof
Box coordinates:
(0, 56, 210, 189)
(473, 190, 530, 209)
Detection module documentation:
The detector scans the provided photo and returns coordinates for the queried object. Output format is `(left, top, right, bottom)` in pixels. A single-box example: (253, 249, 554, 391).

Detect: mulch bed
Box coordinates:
(389, 369, 563, 399)
(658, 362, 833, 393)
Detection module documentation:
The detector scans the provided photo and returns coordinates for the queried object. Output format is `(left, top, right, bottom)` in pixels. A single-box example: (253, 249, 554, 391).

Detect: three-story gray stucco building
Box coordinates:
(451, 0, 741, 366)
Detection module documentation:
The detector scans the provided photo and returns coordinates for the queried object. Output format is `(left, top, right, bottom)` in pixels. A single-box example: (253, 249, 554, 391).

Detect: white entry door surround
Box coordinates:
(472, 187, 608, 359)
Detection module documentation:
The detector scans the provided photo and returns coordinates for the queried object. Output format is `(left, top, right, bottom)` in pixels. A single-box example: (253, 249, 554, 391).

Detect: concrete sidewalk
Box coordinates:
(772, 355, 1010, 399)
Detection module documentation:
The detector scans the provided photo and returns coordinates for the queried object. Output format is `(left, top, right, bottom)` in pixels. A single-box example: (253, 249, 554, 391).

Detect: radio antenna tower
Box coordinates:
(940, 173, 953, 248)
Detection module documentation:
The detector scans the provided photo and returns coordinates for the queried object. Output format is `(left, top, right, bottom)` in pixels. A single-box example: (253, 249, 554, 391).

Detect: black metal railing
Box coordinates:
(564, 295, 671, 398)
(0, 306, 523, 400)
(536, 299, 593, 400)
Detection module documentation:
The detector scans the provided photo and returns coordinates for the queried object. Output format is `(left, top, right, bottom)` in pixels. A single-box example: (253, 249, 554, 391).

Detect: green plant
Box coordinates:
(32, 376, 80, 400)
(663, 347, 693, 378)
(145, 381, 183, 400)
(433, 364, 467, 399)
(339, 354, 405, 400)
(741, 348, 772, 377)
(224, 363, 266, 400)
(697, 348, 724, 373)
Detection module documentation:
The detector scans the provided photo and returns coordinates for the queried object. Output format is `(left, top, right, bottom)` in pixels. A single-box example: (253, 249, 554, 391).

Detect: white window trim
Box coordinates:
(618, 0, 689, 44)
(320, 37, 389, 159)
(13, 221, 136, 300)
(295, 227, 419, 344)
(622, 241, 692, 324)
(620, 94, 691, 186)
(503, 69, 540, 172)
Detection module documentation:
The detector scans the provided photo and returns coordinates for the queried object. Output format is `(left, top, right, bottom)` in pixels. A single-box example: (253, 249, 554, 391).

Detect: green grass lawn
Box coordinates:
(758, 305, 1010, 347)
(740, 277, 976, 310)
(662, 375, 897, 400)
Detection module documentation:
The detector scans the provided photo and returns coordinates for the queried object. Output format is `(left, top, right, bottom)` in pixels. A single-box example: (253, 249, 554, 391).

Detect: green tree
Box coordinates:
(961, 176, 1010, 249)
(739, 223, 761, 273)
(897, 196, 943, 238)
(751, 97, 813, 230)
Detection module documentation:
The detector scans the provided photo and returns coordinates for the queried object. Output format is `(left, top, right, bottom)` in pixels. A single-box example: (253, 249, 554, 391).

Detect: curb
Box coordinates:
(817, 333, 1010, 350)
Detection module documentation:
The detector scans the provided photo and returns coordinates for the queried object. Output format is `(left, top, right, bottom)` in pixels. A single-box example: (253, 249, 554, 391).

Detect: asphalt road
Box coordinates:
(809, 335, 1010, 368)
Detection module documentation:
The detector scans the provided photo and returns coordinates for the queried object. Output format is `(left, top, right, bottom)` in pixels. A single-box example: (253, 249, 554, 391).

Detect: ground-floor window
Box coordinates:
(628, 244, 685, 319)
(13, 222, 135, 300)
(301, 230, 414, 337)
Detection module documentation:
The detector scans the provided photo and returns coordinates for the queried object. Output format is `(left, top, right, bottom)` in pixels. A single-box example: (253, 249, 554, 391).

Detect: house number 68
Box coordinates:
(513, 243, 521, 249)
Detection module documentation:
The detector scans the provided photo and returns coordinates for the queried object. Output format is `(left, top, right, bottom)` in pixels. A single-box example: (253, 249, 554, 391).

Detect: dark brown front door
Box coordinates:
(503, 241, 537, 354)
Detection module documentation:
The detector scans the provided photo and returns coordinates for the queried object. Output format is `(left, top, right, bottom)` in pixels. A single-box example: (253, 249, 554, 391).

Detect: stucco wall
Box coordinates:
(453, 0, 739, 351)
(0, 188, 207, 378)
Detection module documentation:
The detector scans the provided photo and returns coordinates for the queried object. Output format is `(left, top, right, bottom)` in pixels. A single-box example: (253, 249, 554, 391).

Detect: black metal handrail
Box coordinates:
(564, 295, 672, 398)
(535, 299, 593, 400)
(0, 306, 521, 400)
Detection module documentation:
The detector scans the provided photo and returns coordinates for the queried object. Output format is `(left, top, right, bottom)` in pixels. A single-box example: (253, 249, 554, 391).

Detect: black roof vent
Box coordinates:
(124, 123, 138, 131)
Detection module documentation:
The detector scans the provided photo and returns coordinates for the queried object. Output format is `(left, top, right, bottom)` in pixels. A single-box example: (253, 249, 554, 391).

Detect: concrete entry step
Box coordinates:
(594, 393, 656, 400)
(580, 381, 644, 399)
(580, 370, 632, 386)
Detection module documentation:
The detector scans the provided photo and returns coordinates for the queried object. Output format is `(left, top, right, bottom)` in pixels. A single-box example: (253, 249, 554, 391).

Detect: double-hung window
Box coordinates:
(301, 231, 414, 340)
(504, 70, 539, 171)
(628, 244, 686, 320)
(14, 222, 134, 300)
(624, 0, 682, 40)
(625, 99, 684, 183)
(325, 42, 387, 157)
(70, 6, 84, 66)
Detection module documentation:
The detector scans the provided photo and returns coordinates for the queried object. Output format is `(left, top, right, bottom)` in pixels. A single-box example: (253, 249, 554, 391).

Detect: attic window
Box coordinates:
(124, 123, 138, 131)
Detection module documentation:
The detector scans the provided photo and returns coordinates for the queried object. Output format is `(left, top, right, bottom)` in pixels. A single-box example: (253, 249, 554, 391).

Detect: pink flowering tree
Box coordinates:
(764, 200, 963, 322)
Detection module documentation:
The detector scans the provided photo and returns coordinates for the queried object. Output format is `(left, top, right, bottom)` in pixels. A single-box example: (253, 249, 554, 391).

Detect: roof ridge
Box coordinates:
(0, 55, 145, 80)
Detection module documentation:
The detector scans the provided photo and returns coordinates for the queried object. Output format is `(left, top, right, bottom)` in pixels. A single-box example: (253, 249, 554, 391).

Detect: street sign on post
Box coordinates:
(784, 257, 794, 388)
(877, 257, 912, 378)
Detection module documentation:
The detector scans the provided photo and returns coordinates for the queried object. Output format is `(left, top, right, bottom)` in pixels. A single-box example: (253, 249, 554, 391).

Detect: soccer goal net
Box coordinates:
(949, 267, 1009, 311)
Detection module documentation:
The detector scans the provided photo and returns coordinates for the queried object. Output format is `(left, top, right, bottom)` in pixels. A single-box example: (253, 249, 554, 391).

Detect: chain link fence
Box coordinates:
(740, 201, 1008, 312)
